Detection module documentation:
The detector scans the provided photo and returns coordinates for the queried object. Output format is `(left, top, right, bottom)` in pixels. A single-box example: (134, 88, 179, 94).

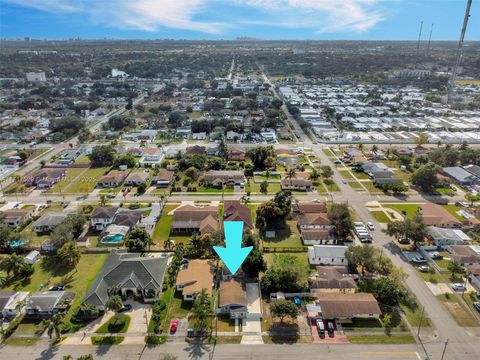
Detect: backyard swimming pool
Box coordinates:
(9, 239, 28, 247)
(101, 234, 124, 244)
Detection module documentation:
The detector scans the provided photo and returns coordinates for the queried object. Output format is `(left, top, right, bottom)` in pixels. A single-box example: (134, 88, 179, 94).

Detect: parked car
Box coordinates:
(170, 319, 179, 333)
(118, 304, 132, 313)
(49, 285, 65, 291)
(431, 252, 443, 260)
(451, 283, 466, 292)
(367, 222, 375, 231)
(315, 318, 325, 335)
(327, 322, 335, 336)
(398, 238, 410, 245)
(342, 179, 347, 184)
(418, 265, 430, 273)
(411, 256, 426, 263)
(473, 302, 480, 312)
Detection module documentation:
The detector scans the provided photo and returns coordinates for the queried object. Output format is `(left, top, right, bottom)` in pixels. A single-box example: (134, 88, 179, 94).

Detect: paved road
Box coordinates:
(257, 68, 480, 360)
(0, 340, 456, 360)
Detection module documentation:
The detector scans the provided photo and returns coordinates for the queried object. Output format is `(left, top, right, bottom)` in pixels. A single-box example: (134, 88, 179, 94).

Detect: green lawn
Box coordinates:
(347, 334, 416, 344)
(437, 293, 480, 327)
(91, 336, 124, 345)
(151, 204, 179, 246)
(383, 204, 421, 219)
(96, 314, 131, 334)
(262, 221, 304, 248)
(3, 337, 39, 346)
(348, 181, 364, 190)
(323, 180, 340, 192)
(435, 188, 455, 196)
(264, 252, 309, 268)
(5, 253, 109, 332)
(19, 223, 49, 247)
(400, 301, 432, 328)
(49, 167, 110, 194)
(316, 183, 327, 194)
(75, 155, 91, 165)
(339, 170, 354, 180)
(197, 186, 234, 193)
(442, 205, 465, 221)
(353, 171, 370, 180)
(322, 148, 335, 157)
(246, 179, 281, 194)
(370, 210, 390, 223)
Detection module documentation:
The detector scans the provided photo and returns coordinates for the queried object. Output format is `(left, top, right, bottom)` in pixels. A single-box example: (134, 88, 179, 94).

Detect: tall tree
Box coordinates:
(270, 299, 299, 323)
(57, 241, 82, 269)
(188, 289, 213, 334)
(328, 203, 353, 238)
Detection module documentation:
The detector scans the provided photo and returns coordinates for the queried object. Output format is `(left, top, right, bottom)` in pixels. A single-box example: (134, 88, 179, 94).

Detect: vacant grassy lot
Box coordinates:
(339, 170, 354, 180)
(49, 167, 109, 194)
(383, 204, 421, 219)
(262, 220, 303, 248)
(437, 293, 480, 327)
(442, 205, 464, 221)
(371, 210, 390, 223)
(152, 204, 179, 246)
(264, 252, 309, 268)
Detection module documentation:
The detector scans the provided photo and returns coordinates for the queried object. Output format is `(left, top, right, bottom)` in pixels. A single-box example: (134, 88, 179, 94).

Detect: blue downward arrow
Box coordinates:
(214, 221, 253, 275)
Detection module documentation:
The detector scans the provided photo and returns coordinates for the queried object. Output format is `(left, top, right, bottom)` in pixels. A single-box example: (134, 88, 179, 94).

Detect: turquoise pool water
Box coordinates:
(101, 234, 124, 244)
(9, 239, 27, 247)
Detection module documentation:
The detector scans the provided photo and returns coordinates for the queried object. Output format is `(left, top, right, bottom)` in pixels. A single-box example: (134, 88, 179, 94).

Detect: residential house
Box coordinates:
(301, 229, 336, 245)
(126, 147, 144, 157)
(152, 169, 175, 187)
(467, 264, 480, 291)
(449, 245, 480, 266)
(297, 212, 332, 230)
(427, 226, 471, 246)
(1, 291, 29, 319)
(1, 208, 34, 228)
(32, 212, 67, 234)
(176, 126, 191, 139)
(443, 167, 479, 186)
(124, 171, 148, 186)
(112, 211, 143, 230)
(226, 131, 242, 141)
(464, 165, 480, 180)
(84, 251, 168, 310)
(207, 146, 220, 157)
(97, 171, 126, 188)
(204, 170, 245, 187)
(25, 168, 66, 189)
(25, 291, 74, 318)
(192, 132, 207, 140)
(309, 266, 357, 294)
(140, 147, 163, 167)
(316, 293, 381, 322)
(90, 206, 119, 230)
(420, 203, 463, 228)
(217, 279, 248, 319)
(57, 149, 80, 164)
(308, 245, 348, 266)
(293, 201, 328, 214)
(281, 179, 313, 191)
(227, 145, 245, 161)
(223, 200, 253, 230)
(171, 204, 219, 234)
(176, 260, 214, 301)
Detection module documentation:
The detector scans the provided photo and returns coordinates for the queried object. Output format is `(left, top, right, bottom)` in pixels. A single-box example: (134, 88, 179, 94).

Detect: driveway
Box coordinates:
(241, 283, 263, 345)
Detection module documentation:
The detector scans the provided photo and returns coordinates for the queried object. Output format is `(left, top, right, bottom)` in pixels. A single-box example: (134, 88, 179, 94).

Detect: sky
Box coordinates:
(0, 0, 479, 41)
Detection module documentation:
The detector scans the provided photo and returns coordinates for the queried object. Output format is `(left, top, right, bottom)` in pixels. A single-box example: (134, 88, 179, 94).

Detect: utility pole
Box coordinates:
(440, 338, 449, 360)
(416, 20, 423, 53)
(448, 0, 473, 104)
(417, 306, 425, 337)
(426, 23, 434, 57)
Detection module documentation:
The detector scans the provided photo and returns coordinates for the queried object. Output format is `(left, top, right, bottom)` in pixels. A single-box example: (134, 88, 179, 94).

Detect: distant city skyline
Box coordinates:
(0, 0, 479, 41)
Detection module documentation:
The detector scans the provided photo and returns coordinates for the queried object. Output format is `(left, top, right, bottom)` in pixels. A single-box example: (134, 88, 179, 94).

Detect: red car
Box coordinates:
(170, 320, 179, 333)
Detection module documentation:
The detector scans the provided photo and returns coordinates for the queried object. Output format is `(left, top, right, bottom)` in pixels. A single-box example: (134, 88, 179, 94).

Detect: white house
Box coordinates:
(2, 291, 29, 319)
(24, 250, 40, 265)
(308, 245, 348, 266)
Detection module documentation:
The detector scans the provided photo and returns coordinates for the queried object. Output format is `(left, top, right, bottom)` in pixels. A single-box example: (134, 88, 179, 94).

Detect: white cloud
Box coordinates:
(3, 0, 386, 34)
(239, 0, 386, 33)
(3, 0, 224, 33)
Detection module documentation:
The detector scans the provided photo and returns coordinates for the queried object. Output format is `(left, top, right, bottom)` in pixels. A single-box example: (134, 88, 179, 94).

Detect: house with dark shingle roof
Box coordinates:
(216, 279, 248, 319)
(32, 212, 67, 234)
(90, 206, 119, 230)
(84, 251, 168, 310)
(25, 291, 74, 318)
(171, 204, 219, 234)
(309, 266, 357, 294)
(223, 200, 253, 230)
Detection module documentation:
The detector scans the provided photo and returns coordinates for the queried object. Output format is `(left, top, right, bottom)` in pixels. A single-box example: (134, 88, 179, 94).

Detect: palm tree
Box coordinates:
(0, 272, 6, 287)
(105, 294, 124, 325)
(57, 241, 81, 270)
(357, 143, 364, 151)
(240, 195, 250, 207)
(43, 313, 64, 340)
(0, 254, 25, 277)
(286, 168, 296, 180)
(163, 238, 174, 251)
(100, 194, 107, 207)
(371, 145, 378, 154)
(308, 168, 320, 184)
(188, 289, 213, 335)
